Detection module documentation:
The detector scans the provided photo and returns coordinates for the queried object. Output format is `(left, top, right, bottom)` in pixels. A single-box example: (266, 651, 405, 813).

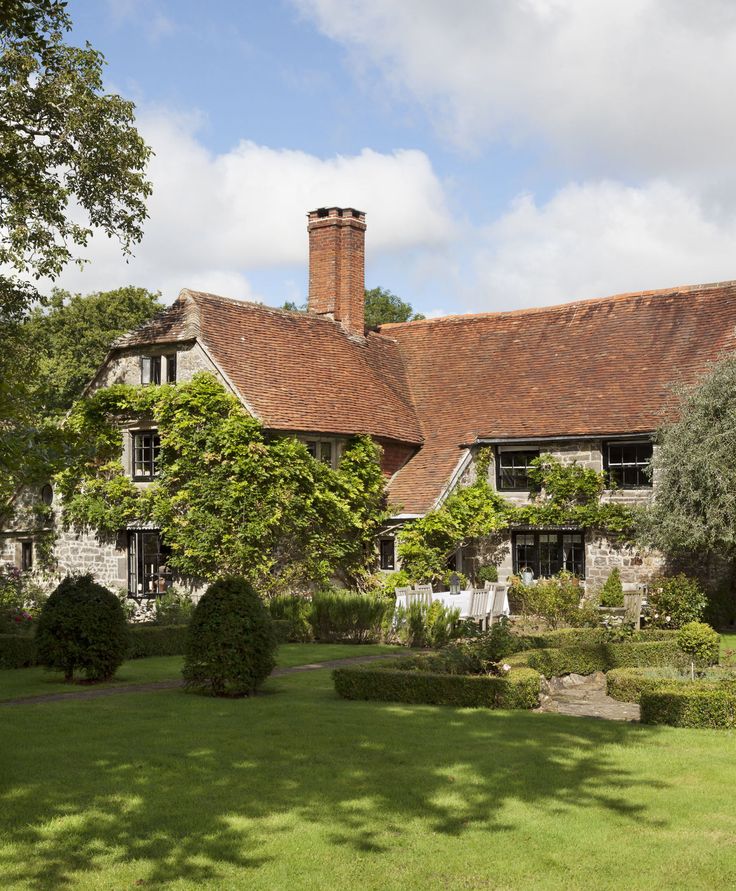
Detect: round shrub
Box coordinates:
(35, 575, 128, 682)
(183, 576, 277, 696)
(645, 573, 706, 628)
(677, 621, 720, 669)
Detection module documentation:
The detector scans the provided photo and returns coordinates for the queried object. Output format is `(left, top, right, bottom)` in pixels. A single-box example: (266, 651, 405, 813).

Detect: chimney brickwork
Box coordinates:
(307, 207, 366, 337)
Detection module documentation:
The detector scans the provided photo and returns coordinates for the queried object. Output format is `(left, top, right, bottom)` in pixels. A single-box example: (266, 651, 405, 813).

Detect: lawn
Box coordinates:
(2, 659, 736, 889)
(0, 643, 404, 702)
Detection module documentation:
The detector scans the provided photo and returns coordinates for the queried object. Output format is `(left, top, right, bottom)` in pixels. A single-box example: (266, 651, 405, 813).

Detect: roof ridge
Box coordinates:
(379, 278, 736, 330)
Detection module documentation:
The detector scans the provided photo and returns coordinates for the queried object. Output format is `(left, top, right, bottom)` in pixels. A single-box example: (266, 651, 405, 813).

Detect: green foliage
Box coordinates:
(26, 287, 164, 414)
(35, 575, 128, 681)
(518, 639, 683, 678)
(640, 683, 736, 728)
(183, 577, 277, 697)
(394, 600, 462, 648)
(512, 572, 585, 629)
(476, 564, 498, 585)
(638, 356, 736, 559)
(58, 373, 390, 594)
(606, 666, 736, 705)
(153, 589, 194, 626)
(377, 570, 414, 597)
(268, 595, 314, 642)
(518, 626, 677, 649)
(0, 633, 37, 668)
(364, 287, 425, 328)
(126, 624, 189, 659)
(599, 568, 624, 607)
(399, 454, 635, 586)
(308, 590, 392, 643)
(676, 622, 720, 668)
(437, 620, 522, 673)
(645, 574, 707, 629)
(332, 664, 541, 709)
(0, 563, 47, 634)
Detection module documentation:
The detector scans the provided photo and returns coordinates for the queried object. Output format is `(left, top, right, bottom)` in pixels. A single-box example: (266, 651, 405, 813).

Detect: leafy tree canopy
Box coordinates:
(638, 357, 736, 559)
(0, 0, 151, 517)
(281, 287, 425, 327)
(57, 373, 390, 596)
(26, 287, 164, 414)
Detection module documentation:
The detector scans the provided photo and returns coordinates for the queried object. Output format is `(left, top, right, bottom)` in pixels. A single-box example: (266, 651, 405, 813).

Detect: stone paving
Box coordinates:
(536, 671, 640, 722)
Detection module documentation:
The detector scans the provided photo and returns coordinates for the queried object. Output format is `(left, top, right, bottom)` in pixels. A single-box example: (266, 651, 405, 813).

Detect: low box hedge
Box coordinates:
(333, 664, 541, 709)
(606, 668, 678, 704)
(517, 640, 682, 678)
(518, 628, 678, 649)
(0, 634, 37, 669)
(640, 683, 736, 729)
(126, 624, 189, 658)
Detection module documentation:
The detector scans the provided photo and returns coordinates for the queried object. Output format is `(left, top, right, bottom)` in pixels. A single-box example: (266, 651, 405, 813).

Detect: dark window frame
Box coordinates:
(131, 430, 161, 481)
(379, 538, 395, 571)
(511, 530, 585, 579)
(165, 353, 177, 383)
(20, 540, 33, 572)
(127, 531, 172, 598)
(603, 440, 653, 489)
(140, 355, 161, 385)
(303, 438, 339, 468)
(496, 447, 540, 491)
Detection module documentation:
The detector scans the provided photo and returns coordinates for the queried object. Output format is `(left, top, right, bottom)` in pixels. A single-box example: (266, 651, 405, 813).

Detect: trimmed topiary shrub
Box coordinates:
(677, 622, 720, 673)
(35, 575, 128, 682)
(640, 683, 736, 728)
(333, 664, 541, 709)
(183, 576, 277, 696)
(127, 624, 189, 658)
(599, 568, 624, 607)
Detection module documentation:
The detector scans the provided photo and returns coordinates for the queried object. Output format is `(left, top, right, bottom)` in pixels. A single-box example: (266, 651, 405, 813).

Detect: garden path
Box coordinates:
(537, 671, 640, 721)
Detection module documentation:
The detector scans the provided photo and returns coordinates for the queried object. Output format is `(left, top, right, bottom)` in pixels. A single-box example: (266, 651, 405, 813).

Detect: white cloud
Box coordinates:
(52, 109, 455, 302)
(296, 0, 736, 180)
(470, 179, 736, 309)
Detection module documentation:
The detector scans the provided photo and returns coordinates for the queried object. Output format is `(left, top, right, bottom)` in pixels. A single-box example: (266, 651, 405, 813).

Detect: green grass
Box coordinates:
(0, 643, 404, 702)
(720, 631, 736, 659)
(2, 669, 736, 889)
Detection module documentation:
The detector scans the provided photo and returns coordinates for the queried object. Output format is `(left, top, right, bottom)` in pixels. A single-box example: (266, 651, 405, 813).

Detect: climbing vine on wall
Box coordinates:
(57, 373, 390, 596)
(398, 452, 636, 584)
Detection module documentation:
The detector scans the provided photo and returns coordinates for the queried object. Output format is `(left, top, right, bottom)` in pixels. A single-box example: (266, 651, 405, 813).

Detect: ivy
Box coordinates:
(57, 373, 390, 596)
(399, 453, 636, 583)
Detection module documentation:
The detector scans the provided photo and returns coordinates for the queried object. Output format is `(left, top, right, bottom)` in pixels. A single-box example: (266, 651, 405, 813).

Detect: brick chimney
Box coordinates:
(307, 207, 366, 337)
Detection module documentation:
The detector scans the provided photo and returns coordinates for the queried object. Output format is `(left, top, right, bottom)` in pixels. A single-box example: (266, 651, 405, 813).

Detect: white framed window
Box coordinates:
(131, 430, 161, 480)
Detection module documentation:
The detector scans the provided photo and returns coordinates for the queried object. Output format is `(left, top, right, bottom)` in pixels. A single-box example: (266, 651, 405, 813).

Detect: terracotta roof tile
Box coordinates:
(383, 281, 736, 513)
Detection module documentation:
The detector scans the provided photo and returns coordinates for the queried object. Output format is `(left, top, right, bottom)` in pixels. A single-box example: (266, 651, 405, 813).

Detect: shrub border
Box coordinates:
(640, 683, 736, 729)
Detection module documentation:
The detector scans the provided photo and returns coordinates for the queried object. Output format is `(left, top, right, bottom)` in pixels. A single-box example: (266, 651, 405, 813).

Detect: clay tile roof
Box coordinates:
(383, 280, 736, 513)
(120, 289, 423, 445)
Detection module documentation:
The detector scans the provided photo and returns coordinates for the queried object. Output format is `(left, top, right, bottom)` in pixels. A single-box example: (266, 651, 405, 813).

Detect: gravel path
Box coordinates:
(0, 653, 403, 707)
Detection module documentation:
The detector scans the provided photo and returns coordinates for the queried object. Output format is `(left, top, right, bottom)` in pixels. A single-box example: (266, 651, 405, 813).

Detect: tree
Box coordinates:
(638, 357, 736, 560)
(281, 287, 425, 327)
(0, 0, 152, 517)
(364, 287, 425, 328)
(26, 287, 164, 414)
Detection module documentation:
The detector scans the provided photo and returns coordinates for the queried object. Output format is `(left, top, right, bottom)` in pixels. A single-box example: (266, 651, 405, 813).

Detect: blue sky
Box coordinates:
(58, 1, 736, 316)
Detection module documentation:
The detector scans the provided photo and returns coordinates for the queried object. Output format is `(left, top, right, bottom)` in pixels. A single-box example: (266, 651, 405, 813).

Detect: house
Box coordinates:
(4, 205, 736, 597)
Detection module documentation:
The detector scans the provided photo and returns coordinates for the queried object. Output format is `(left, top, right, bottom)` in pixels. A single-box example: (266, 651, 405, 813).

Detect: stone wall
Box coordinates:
(90, 341, 218, 391)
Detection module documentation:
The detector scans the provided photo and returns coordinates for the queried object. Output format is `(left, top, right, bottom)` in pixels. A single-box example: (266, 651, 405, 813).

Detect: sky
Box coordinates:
(54, 0, 736, 316)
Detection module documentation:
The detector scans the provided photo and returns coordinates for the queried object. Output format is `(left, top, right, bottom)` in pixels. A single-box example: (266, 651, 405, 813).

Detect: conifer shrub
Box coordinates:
(599, 568, 624, 607)
(183, 577, 277, 696)
(35, 575, 128, 682)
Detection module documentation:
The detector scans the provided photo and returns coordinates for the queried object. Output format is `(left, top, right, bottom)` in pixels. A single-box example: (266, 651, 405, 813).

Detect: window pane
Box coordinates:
(166, 354, 177, 383)
(320, 442, 333, 465)
(140, 356, 151, 385)
(305, 441, 317, 458)
(128, 531, 171, 596)
(150, 357, 161, 385)
(498, 450, 538, 490)
(379, 539, 395, 570)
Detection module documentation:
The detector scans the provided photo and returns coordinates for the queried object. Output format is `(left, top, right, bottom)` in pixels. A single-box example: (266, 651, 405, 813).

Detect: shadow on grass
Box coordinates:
(0, 672, 669, 888)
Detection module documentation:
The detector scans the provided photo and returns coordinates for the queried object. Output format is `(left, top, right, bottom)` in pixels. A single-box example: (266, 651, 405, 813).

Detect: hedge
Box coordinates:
(640, 683, 736, 729)
(517, 640, 682, 678)
(126, 625, 189, 658)
(271, 619, 291, 644)
(0, 634, 37, 669)
(333, 664, 541, 709)
(606, 668, 682, 704)
(517, 628, 679, 649)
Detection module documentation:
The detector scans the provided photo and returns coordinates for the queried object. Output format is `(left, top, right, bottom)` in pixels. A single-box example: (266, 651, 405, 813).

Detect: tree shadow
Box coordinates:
(0, 673, 670, 888)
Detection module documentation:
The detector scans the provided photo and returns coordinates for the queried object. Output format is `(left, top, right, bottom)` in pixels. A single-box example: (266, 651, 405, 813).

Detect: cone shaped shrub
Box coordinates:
(35, 575, 128, 682)
(183, 576, 277, 696)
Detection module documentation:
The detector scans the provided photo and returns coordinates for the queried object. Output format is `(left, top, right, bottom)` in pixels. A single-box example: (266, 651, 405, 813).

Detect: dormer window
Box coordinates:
(132, 431, 161, 480)
(604, 440, 653, 488)
(302, 438, 342, 468)
(496, 447, 539, 491)
(140, 356, 161, 385)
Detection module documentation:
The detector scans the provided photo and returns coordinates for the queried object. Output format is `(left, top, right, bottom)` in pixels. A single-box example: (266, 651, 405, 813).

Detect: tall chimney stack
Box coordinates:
(307, 207, 366, 337)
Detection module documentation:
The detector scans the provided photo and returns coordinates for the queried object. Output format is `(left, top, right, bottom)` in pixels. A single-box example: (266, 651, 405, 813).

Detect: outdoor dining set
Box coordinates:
(394, 578, 511, 631)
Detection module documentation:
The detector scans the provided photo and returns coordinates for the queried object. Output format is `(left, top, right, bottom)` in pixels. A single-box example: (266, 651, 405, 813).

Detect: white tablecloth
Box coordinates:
(431, 588, 510, 619)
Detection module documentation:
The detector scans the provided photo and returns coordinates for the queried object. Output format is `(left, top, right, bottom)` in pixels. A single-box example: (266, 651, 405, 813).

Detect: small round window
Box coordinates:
(41, 484, 53, 506)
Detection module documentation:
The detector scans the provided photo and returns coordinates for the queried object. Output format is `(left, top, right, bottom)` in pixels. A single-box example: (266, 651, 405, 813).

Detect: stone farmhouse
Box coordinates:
(4, 206, 736, 598)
